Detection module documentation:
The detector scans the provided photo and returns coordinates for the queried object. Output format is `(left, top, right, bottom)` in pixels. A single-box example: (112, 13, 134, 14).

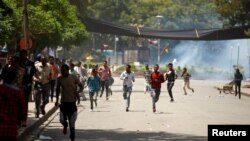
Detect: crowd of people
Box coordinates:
(0, 50, 115, 141)
(142, 63, 194, 113)
(0, 49, 243, 141)
(108, 63, 196, 113)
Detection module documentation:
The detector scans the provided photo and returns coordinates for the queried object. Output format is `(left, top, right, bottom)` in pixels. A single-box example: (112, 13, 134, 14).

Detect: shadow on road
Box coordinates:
(40, 128, 207, 141)
(91, 110, 111, 113)
(128, 110, 146, 112)
(155, 112, 175, 115)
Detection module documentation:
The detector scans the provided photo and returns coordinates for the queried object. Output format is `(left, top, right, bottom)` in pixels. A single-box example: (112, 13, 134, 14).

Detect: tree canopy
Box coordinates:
(0, 0, 16, 44)
(215, 0, 250, 36)
(87, 0, 221, 30)
(1, 0, 88, 52)
(85, 0, 222, 56)
(1, 0, 249, 58)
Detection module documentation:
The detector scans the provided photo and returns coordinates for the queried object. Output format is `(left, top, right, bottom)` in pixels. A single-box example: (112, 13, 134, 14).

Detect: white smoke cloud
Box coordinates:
(167, 39, 250, 80)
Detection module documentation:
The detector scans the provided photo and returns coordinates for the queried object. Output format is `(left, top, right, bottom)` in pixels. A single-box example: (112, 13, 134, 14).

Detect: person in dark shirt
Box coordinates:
(0, 67, 26, 141)
(234, 68, 243, 99)
(19, 49, 36, 126)
(165, 63, 177, 102)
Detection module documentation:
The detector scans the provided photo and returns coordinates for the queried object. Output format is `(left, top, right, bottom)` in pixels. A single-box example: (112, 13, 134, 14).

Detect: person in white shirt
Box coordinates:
(69, 63, 78, 76)
(33, 56, 52, 118)
(120, 64, 135, 112)
(74, 61, 84, 82)
(74, 61, 87, 101)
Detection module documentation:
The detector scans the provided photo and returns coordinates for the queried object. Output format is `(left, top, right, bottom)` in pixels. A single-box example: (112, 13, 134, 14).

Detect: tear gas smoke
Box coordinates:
(165, 39, 250, 80)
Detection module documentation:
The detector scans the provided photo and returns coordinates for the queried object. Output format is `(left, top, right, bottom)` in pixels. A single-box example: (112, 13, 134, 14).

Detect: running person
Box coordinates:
(87, 68, 101, 111)
(165, 63, 177, 102)
(181, 67, 194, 95)
(98, 60, 112, 100)
(150, 64, 165, 112)
(33, 56, 51, 118)
(120, 64, 135, 112)
(55, 64, 83, 141)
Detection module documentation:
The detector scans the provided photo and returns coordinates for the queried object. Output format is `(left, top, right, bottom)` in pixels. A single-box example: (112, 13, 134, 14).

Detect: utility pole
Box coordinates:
(156, 15, 163, 65)
(23, 0, 29, 50)
(157, 39, 160, 65)
(114, 35, 119, 65)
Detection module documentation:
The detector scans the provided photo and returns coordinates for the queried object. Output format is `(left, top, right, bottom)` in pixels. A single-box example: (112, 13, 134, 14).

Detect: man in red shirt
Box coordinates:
(150, 64, 165, 112)
(0, 67, 26, 141)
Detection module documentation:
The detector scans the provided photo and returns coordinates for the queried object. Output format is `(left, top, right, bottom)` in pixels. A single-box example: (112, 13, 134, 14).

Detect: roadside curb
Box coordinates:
(17, 106, 59, 141)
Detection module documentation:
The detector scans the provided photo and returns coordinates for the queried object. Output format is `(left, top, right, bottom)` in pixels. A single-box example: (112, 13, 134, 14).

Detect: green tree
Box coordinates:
(0, 8, 14, 44)
(0, 1, 17, 44)
(29, 0, 88, 51)
(2, 0, 88, 53)
(87, 0, 220, 29)
(85, 0, 221, 58)
(215, 0, 250, 36)
(1, 0, 22, 54)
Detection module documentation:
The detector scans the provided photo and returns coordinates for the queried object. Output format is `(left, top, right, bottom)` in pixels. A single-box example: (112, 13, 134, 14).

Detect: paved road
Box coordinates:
(33, 78, 250, 141)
